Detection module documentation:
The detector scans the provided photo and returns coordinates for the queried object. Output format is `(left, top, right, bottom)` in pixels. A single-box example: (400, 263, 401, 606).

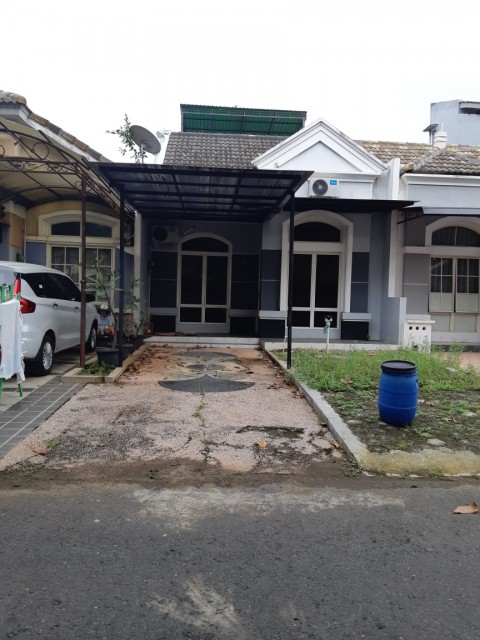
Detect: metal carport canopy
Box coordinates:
(91, 163, 312, 221)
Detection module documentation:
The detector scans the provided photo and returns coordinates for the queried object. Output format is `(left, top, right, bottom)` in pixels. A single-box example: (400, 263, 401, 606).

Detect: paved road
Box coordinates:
(1, 478, 479, 639)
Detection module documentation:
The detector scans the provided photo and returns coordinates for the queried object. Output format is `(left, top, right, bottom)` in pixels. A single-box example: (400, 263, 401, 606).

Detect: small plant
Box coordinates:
(46, 436, 61, 450)
(81, 361, 115, 377)
(106, 114, 144, 162)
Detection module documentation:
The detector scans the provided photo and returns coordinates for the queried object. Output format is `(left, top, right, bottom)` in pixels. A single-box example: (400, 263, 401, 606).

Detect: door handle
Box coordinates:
(52, 303, 59, 309)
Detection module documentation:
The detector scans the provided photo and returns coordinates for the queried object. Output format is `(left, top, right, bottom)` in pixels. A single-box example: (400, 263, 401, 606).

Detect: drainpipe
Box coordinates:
(287, 195, 295, 369)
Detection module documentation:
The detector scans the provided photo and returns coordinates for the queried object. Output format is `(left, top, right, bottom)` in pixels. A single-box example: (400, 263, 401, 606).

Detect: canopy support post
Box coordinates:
(287, 195, 295, 369)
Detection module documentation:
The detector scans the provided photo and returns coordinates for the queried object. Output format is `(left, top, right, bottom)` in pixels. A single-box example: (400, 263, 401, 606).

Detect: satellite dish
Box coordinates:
(130, 125, 161, 162)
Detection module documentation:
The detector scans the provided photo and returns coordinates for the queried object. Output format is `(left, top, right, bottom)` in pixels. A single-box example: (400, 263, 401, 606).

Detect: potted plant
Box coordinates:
(88, 257, 147, 366)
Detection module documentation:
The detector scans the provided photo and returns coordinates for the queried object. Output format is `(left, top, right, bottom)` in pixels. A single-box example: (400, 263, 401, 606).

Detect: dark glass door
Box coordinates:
(179, 253, 229, 331)
(292, 253, 340, 328)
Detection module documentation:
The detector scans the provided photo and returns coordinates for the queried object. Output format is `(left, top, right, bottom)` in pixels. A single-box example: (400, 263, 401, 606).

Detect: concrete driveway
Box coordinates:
(0, 346, 343, 475)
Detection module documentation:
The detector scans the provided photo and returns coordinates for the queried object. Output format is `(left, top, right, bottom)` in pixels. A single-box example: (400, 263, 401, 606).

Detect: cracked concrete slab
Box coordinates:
(0, 346, 344, 474)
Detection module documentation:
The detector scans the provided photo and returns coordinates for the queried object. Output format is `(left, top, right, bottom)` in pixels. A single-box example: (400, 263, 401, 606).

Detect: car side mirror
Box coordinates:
(86, 293, 96, 303)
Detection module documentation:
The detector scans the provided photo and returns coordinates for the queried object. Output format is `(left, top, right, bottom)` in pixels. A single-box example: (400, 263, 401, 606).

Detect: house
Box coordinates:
(2, 94, 479, 349)
(112, 104, 477, 347)
(0, 90, 134, 304)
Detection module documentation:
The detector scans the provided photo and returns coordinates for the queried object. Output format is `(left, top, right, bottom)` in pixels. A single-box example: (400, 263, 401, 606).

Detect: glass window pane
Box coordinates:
(295, 222, 340, 242)
(181, 255, 202, 304)
(51, 222, 80, 236)
(66, 247, 78, 264)
(205, 308, 227, 323)
(469, 260, 479, 276)
(441, 258, 453, 275)
(292, 311, 310, 327)
(457, 276, 468, 294)
(315, 255, 339, 308)
(430, 257, 442, 274)
(443, 276, 453, 293)
(430, 275, 441, 292)
(314, 312, 337, 328)
(180, 307, 202, 322)
(182, 238, 228, 252)
(98, 248, 112, 267)
(206, 256, 227, 305)
(85, 222, 112, 238)
(432, 227, 455, 245)
(457, 259, 468, 276)
(292, 254, 312, 307)
(51, 247, 65, 265)
(456, 227, 480, 247)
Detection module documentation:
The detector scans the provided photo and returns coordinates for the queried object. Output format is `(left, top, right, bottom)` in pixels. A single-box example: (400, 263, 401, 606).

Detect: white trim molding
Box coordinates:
(253, 118, 387, 174)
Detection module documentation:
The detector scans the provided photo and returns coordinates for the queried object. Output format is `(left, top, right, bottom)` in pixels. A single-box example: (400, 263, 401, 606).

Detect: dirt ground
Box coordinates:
(0, 346, 345, 480)
(323, 351, 480, 456)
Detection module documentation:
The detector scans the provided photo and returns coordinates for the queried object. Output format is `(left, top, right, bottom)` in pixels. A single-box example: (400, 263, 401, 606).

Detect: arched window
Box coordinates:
(281, 211, 353, 331)
(432, 226, 480, 247)
(427, 223, 480, 323)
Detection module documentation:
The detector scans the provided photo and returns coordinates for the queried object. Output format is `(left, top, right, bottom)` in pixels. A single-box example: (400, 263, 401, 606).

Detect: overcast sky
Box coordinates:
(3, 0, 480, 161)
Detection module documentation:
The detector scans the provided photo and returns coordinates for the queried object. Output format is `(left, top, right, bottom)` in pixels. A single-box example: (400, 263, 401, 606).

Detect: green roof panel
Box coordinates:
(180, 104, 306, 136)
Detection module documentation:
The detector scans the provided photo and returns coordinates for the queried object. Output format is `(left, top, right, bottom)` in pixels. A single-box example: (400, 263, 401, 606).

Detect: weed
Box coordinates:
(4, 462, 40, 480)
(45, 436, 61, 450)
(81, 361, 114, 377)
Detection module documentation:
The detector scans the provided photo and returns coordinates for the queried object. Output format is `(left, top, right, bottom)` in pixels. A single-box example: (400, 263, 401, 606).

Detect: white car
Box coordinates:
(0, 262, 98, 375)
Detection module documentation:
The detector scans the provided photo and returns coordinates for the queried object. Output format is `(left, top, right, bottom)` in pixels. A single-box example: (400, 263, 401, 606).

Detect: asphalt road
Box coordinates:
(1, 478, 479, 640)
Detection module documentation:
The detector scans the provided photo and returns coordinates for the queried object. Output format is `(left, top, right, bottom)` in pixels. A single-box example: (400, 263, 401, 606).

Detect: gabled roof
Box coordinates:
(253, 118, 387, 174)
(359, 140, 480, 175)
(164, 132, 286, 169)
(0, 90, 108, 162)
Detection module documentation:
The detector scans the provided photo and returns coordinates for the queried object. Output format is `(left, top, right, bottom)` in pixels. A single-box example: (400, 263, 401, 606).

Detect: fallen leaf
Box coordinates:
(256, 439, 268, 449)
(453, 502, 478, 514)
(32, 445, 47, 455)
(341, 378, 352, 384)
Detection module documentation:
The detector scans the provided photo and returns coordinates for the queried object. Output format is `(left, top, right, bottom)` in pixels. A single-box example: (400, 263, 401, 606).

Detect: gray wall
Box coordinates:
(430, 101, 480, 145)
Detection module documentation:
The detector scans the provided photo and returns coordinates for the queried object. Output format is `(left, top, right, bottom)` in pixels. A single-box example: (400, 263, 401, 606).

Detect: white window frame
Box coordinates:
(280, 210, 353, 312)
(176, 233, 232, 331)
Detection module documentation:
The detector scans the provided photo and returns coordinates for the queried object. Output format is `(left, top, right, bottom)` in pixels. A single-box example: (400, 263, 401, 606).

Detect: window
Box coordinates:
(432, 226, 480, 247)
(430, 257, 479, 312)
(51, 246, 112, 298)
(51, 222, 112, 237)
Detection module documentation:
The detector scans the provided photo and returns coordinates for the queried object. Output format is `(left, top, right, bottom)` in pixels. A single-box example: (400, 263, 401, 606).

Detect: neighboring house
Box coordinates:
(0, 90, 134, 304)
(424, 100, 480, 145)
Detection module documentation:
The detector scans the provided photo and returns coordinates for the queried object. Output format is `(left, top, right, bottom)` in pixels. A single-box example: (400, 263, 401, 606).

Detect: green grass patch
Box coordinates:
(281, 347, 480, 393)
(81, 361, 115, 377)
(276, 347, 480, 455)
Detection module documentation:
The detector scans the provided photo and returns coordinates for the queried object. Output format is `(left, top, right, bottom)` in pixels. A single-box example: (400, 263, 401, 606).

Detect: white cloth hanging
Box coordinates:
(0, 299, 25, 382)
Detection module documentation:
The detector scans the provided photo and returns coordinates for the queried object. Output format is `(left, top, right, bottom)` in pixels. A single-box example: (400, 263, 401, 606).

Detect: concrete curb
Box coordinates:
(267, 351, 480, 478)
(63, 344, 149, 384)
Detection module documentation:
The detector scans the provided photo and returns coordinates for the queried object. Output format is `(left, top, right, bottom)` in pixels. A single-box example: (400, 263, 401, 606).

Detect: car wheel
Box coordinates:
(32, 334, 55, 376)
(85, 323, 97, 353)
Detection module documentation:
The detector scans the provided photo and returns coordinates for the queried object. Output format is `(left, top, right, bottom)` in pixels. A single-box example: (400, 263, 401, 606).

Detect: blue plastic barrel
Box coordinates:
(378, 360, 418, 426)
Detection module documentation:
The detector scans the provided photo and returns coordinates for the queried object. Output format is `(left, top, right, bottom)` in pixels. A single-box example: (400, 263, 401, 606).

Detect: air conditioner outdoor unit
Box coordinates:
(151, 225, 180, 247)
(308, 177, 340, 198)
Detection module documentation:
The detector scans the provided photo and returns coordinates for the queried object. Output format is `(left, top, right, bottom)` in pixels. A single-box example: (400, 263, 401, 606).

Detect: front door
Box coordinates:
(177, 237, 230, 334)
(292, 253, 340, 333)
